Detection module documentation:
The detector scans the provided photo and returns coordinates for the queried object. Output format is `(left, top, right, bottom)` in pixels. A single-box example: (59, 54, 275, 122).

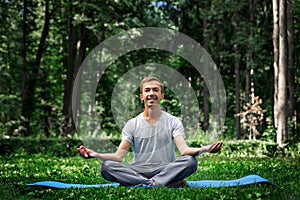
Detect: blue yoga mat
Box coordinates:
(26, 175, 275, 189)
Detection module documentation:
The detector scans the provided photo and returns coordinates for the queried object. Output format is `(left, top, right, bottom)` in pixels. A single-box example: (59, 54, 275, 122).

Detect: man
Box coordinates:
(77, 77, 223, 187)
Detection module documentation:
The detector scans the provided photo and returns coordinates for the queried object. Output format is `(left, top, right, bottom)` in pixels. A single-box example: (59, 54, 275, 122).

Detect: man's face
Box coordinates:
(140, 81, 164, 108)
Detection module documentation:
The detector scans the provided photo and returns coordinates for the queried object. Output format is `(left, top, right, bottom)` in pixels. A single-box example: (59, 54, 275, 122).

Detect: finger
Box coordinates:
(80, 145, 86, 150)
(78, 148, 87, 157)
(215, 142, 222, 149)
(218, 142, 223, 148)
(78, 146, 84, 152)
(210, 143, 222, 153)
(209, 144, 215, 152)
(78, 150, 85, 158)
(213, 143, 220, 149)
(214, 142, 222, 149)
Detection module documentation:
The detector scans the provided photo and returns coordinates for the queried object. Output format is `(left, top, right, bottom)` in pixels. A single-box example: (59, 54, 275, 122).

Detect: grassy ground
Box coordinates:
(1, 153, 299, 200)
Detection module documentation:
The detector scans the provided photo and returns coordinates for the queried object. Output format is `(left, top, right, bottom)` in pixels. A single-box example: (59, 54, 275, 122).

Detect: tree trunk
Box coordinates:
(286, 0, 296, 135)
(62, 0, 76, 136)
(247, 0, 254, 103)
(41, 69, 51, 138)
(203, 84, 209, 131)
(272, 0, 279, 129)
(21, 0, 50, 136)
(75, 25, 88, 75)
(72, 24, 88, 135)
(277, 0, 288, 146)
(21, 0, 29, 136)
(234, 0, 241, 139)
(202, 2, 209, 131)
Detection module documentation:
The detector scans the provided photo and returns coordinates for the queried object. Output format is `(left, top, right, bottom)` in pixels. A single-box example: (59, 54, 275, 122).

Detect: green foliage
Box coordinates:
(0, 94, 25, 137)
(0, 0, 300, 145)
(0, 138, 124, 157)
(1, 153, 299, 200)
(2, 138, 299, 160)
(0, 138, 82, 157)
(188, 140, 295, 158)
(261, 125, 276, 142)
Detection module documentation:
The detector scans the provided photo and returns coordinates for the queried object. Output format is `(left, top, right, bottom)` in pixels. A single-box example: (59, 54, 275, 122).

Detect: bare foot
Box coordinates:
(167, 180, 189, 188)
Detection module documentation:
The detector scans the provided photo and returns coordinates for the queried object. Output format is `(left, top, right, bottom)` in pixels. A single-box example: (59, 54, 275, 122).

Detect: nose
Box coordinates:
(147, 89, 155, 99)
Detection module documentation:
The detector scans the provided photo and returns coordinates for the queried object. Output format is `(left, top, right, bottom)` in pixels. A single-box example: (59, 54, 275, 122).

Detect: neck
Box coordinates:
(143, 105, 162, 123)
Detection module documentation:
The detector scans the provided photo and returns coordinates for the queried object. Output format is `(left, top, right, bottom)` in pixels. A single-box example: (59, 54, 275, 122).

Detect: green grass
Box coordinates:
(1, 153, 299, 200)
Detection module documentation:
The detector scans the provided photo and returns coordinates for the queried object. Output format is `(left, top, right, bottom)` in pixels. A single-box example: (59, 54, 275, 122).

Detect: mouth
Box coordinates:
(146, 96, 157, 101)
(146, 97, 157, 103)
(146, 96, 158, 105)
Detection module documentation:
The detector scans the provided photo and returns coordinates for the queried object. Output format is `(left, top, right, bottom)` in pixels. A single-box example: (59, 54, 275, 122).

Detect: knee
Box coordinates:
(184, 155, 198, 171)
(100, 160, 122, 183)
(100, 160, 114, 174)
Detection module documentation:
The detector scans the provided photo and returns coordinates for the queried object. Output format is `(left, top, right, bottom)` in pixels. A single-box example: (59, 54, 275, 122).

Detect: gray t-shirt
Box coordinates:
(122, 111, 185, 165)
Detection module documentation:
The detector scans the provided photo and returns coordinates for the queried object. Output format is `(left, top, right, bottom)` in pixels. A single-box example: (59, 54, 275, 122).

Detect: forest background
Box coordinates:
(0, 0, 299, 150)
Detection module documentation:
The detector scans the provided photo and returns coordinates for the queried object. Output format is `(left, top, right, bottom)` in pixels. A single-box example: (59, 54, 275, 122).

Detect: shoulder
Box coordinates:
(162, 111, 185, 137)
(162, 111, 182, 125)
(124, 113, 143, 128)
(127, 113, 143, 122)
(163, 111, 180, 120)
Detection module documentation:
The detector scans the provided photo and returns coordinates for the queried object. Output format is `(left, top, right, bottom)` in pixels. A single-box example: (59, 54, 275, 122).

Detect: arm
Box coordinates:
(174, 135, 223, 156)
(77, 140, 131, 162)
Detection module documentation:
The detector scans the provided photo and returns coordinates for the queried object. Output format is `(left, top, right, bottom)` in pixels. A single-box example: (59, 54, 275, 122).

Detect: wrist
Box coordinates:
(89, 151, 96, 158)
(201, 145, 210, 153)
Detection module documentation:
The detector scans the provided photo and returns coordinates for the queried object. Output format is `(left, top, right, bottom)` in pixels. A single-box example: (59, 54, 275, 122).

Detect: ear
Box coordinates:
(139, 93, 144, 101)
(161, 93, 164, 100)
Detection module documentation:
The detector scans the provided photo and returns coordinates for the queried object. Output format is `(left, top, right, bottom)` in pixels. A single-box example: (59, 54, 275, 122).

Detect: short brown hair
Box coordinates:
(140, 77, 164, 93)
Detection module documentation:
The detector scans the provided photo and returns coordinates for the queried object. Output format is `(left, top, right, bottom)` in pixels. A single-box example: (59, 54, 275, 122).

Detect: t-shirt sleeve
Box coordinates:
(172, 117, 186, 139)
(122, 119, 134, 144)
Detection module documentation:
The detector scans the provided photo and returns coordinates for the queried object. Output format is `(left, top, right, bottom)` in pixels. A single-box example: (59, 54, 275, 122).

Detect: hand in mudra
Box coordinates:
(77, 145, 96, 159)
(208, 141, 223, 153)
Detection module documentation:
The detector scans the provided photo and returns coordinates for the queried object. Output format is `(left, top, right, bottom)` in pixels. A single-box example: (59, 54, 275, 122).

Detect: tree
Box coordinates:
(62, 0, 76, 136)
(286, 0, 296, 136)
(273, 0, 294, 146)
(0, 0, 299, 143)
(273, 0, 279, 130)
(20, 0, 51, 136)
(277, 0, 288, 146)
(21, 0, 29, 136)
(234, 0, 241, 139)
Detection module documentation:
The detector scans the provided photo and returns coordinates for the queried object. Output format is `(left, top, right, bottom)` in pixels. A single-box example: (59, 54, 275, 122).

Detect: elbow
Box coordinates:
(115, 155, 124, 163)
(181, 148, 190, 156)
(181, 151, 187, 156)
(181, 153, 188, 156)
(180, 147, 199, 156)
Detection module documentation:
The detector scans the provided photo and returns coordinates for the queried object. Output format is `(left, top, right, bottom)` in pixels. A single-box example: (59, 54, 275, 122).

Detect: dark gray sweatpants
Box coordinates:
(100, 155, 198, 187)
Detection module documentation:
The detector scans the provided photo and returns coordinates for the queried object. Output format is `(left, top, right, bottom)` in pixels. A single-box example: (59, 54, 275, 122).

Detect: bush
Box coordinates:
(0, 138, 121, 157)
(1, 138, 299, 158)
(187, 140, 299, 158)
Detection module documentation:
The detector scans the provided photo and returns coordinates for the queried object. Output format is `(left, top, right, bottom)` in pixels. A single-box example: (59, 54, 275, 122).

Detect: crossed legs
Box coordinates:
(100, 155, 198, 187)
